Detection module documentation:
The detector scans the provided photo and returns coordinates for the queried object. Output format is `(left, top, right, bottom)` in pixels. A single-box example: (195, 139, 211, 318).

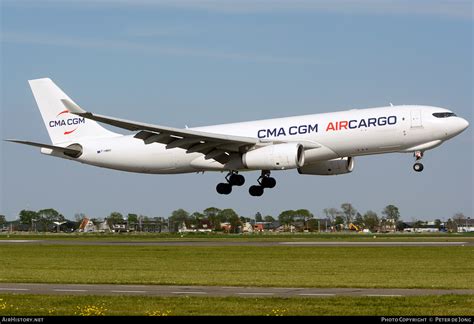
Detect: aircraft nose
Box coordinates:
(458, 118, 469, 132)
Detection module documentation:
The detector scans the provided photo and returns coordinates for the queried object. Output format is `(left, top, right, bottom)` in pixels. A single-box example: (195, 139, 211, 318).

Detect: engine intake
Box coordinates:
(243, 143, 305, 170)
(298, 157, 354, 175)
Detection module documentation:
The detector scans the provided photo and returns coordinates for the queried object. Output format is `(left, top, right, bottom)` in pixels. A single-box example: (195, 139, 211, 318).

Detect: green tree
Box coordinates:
(307, 219, 320, 232)
(153, 216, 166, 233)
(107, 212, 124, 227)
(19, 210, 39, 230)
(413, 219, 424, 229)
(140, 216, 152, 232)
(240, 216, 251, 223)
(354, 212, 364, 226)
(294, 209, 313, 231)
(127, 213, 138, 223)
(203, 207, 221, 230)
(334, 215, 345, 231)
(264, 215, 275, 223)
(323, 208, 339, 223)
(278, 210, 296, 231)
(255, 212, 263, 222)
(218, 209, 241, 233)
(434, 219, 442, 230)
(203, 207, 220, 218)
(127, 214, 138, 231)
(382, 205, 401, 223)
(170, 209, 189, 228)
(0, 215, 6, 226)
(446, 218, 457, 232)
(341, 203, 357, 225)
(74, 213, 86, 222)
(37, 208, 64, 231)
(452, 212, 465, 226)
(396, 221, 406, 232)
(190, 212, 205, 227)
(363, 211, 379, 232)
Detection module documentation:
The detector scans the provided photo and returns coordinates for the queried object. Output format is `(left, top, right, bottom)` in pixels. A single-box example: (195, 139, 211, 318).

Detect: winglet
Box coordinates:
(61, 99, 86, 114)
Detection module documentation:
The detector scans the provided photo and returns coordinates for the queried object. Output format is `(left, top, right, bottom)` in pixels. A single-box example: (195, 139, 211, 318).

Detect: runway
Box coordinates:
(0, 283, 472, 297)
(0, 240, 471, 246)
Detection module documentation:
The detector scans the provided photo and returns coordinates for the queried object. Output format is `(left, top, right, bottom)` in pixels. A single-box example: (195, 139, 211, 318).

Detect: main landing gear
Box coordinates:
(216, 171, 245, 195)
(215, 170, 277, 196)
(249, 170, 277, 197)
(413, 151, 424, 172)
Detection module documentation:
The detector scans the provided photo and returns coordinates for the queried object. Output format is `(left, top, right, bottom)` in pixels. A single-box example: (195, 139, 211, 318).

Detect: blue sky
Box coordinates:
(1, 0, 472, 221)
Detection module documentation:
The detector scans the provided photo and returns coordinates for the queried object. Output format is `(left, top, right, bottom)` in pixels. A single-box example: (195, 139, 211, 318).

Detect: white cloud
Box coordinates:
(1, 31, 321, 65)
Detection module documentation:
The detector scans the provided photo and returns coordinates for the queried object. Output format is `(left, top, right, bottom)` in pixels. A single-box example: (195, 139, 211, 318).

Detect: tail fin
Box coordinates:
(29, 78, 119, 145)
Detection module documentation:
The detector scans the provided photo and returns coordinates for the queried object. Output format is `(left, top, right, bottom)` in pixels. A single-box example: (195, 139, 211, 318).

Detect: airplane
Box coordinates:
(6, 78, 469, 196)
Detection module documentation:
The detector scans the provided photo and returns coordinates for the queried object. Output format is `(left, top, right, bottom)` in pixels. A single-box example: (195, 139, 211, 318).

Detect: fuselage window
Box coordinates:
(433, 112, 456, 118)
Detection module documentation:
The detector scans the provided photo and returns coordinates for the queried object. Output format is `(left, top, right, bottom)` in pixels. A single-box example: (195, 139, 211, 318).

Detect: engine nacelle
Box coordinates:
(243, 143, 305, 170)
(298, 157, 354, 175)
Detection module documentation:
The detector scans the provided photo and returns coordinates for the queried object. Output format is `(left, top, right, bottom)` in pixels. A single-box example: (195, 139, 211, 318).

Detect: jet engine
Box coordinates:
(298, 157, 354, 175)
(243, 143, 305, 170)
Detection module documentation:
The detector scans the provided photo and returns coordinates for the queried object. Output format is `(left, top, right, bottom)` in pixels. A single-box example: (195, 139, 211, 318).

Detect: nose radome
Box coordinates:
(459, 118, 469, 131)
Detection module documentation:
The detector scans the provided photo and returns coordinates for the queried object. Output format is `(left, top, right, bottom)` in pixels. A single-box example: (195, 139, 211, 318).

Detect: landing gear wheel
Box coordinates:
(216, 183, 232, 195)
(413, 163, 424, 172)
(228, 174, 245, 186)
(260, 177, 276, 188)
(249, 185, 264, 197)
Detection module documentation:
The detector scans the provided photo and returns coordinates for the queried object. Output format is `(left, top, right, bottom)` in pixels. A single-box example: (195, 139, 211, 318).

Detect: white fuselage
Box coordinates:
(43, 105, 468, 174)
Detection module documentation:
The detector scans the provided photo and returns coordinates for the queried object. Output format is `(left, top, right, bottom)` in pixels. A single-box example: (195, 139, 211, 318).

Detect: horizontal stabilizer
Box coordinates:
(61, 99, 86, 114)
(5, 139, 82, 158)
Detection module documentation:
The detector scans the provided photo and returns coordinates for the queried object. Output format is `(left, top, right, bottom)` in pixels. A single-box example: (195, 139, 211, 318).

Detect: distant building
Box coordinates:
(97, 221, 111, 232)
(178, 222, 211, 233)
(220, 222, 232, 232)
(78, 218, 95, 233)
(457, 218, 474, 232)
(242, 222, 253, 233)
(111, 223, 127, 233)
(379, 219, 397, 233)
(275, 224, 296, 232)
(403, 220, 444, 233)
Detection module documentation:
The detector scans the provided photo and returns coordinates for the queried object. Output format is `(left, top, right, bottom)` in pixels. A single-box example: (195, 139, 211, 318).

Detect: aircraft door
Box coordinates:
(410, 110, 423, 128)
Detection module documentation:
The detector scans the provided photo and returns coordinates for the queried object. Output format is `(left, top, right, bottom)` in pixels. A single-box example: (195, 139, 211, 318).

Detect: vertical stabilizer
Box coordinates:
(29, 78, 119, 144)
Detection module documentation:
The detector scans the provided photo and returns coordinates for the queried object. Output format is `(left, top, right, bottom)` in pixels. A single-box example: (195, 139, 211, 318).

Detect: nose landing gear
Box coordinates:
(413, 151, 424, 172)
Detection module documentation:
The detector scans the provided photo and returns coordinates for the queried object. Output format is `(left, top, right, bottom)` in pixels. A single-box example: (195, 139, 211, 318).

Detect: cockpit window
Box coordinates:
(433, 112, 456, 118)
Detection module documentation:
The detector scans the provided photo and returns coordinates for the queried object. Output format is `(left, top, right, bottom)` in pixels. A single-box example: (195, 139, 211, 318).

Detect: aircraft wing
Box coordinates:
(63, 99, 322, 164)
(62, 99, 258, 163)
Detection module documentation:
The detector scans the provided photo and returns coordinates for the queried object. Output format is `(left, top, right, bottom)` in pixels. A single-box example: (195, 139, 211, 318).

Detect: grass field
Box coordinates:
(1, 244, 472, 289)
(1, 234, 472, 316)
(0, 294, 473, 316)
